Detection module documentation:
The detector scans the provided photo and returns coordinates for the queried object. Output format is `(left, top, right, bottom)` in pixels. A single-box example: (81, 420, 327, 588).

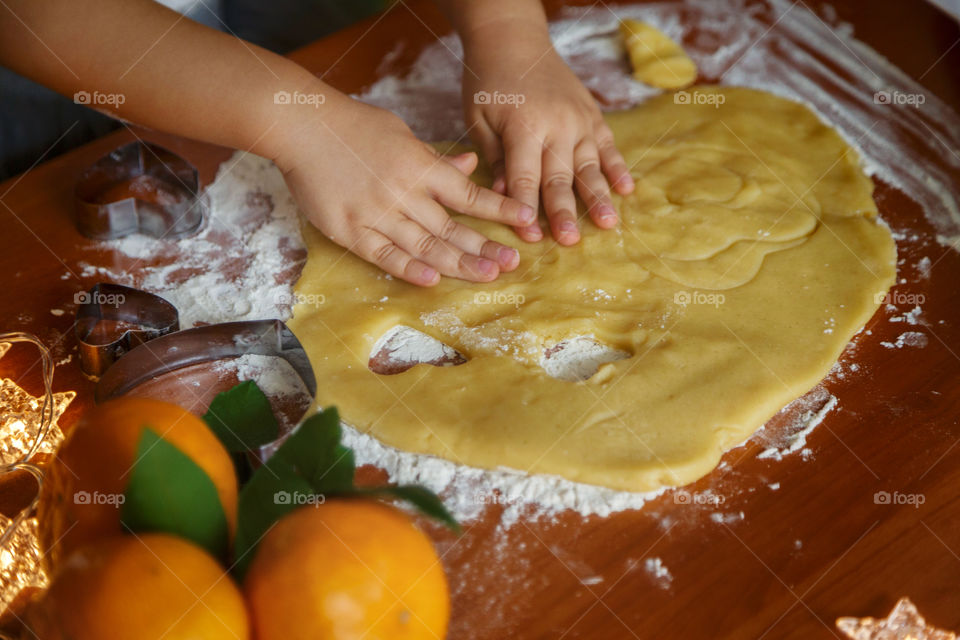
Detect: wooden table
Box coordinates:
(1, 1, 959, 637)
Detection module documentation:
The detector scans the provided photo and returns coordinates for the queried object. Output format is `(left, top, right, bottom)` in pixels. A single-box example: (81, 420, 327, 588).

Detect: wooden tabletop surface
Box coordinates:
(1, 1, 959, 638)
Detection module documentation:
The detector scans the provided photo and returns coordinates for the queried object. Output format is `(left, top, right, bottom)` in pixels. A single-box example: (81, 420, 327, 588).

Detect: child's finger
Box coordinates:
(354, 227, 440, 287)
(429, 164, 535, 227)
(469, 119, 505, 192)
(541, 142, 580, 246)
(441, 151, 479, 176)
(596, 123, 634, 195)
(413, 200, 520, 272)
(573, 141, 618, 230)
(379, 212, 500, 282)
(502, 128, 545, 242)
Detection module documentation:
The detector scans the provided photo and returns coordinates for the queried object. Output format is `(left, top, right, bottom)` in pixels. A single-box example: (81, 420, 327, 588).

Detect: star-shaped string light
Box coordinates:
(0, 359, 74, 466)
(838, 598, 957, 640)
(0, 333, 75, 613)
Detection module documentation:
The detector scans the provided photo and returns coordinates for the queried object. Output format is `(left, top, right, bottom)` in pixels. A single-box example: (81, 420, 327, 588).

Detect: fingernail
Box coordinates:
(519, 205, 536, 224)
(492, 177, 506, 193)
(524, 225, 543, 240)
(477, 258, 497, 276)
(421, 267, 438, 282)
(498, 246, 519, 265)
(560, 220, 578, 235)
(599, 205, 617, 221)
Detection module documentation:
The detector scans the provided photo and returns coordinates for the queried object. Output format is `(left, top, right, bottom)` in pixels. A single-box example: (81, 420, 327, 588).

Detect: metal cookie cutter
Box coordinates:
(74, 141, 205, 240)
(75, 283, 180, 377)
(95, 319, 317, 404)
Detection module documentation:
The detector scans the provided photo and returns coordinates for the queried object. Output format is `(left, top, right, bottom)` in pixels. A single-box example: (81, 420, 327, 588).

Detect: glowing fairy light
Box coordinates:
(0, 333, 74, 614)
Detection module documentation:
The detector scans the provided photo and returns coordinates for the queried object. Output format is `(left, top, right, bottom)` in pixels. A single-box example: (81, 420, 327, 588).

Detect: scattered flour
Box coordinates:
(889, 305, 924, 325)
(756, 393, 838, 462)
(341, 423, 668, 526)
(643, 557, 673, 589)
(83, 152, 305, 328)
(709, 511, 745, 525)
(881, 331, 929, 349)
(213, 354, 310, 401)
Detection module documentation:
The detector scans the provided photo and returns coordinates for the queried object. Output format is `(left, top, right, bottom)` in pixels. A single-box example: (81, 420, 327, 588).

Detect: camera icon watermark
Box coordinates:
(674, 290, 725, 308)
(473, 90, 526, 109)
(674, 90, 725, 108)
(874, 291, 925, 306)
(873, 490, 925, 508)
(873, 90, 925, 107)
(74, 490, 125, 506)
(74, 291, 126, 308)
(274, 90, 326, 108)
(74, 90, 126, 108)
(673, 489, 725, 506)
(273, 490, 326, 506)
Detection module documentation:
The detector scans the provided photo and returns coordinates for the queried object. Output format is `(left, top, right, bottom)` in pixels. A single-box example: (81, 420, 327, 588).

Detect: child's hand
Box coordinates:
(461, 29, 635, 245)
(274, 93, 535, 286)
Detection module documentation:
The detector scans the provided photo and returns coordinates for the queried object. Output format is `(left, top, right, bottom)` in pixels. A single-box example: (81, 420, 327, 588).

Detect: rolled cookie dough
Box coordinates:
(288, 87, 896, 492)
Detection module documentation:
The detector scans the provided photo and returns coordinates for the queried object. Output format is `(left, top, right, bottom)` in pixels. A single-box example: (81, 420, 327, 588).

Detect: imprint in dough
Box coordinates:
(288, 87, 896, 492)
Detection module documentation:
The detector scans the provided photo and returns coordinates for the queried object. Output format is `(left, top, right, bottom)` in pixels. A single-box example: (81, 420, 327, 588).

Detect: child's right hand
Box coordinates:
(271, 92, 536, 286)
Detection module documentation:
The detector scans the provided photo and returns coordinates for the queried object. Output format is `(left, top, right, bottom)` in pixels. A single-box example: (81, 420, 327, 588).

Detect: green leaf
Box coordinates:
(203, 380, 279, 452)
(232, 406, 460, 579)
(121, 428, 230, 559)
(232, 407, 355, 577)
(360, 485, 460, 534)
(268, 408, 355, 493)
(233, 455, 314, 578)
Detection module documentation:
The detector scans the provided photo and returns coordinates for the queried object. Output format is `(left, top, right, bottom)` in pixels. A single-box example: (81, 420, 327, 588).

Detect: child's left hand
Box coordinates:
(460, 28, 635, 245)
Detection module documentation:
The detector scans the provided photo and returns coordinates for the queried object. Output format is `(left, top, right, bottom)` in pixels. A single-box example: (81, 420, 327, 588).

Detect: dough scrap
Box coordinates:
(620, 19, 697, 89)
(288, 87, 896, 492)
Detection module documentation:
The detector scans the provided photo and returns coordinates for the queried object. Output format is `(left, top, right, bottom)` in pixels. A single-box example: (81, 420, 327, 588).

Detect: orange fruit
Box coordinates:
(244, 499, 450, 640)
(25, 533, 249, 639)
(36, 397, 237, 571)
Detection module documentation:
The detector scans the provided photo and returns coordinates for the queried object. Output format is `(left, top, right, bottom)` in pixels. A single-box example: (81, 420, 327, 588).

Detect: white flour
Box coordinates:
(80, 152, 305, 328)
(756, 393, 838, 462)
(644, 557, 673, 589)
(370, 325, 462, 366)
(213, 354, 309, 402)
(90, 0, 951, 526)
(881, 331, 929, 349)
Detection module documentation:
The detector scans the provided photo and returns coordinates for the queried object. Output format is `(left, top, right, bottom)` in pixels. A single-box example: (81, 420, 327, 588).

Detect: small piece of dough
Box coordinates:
(620, 19, 697, 89)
